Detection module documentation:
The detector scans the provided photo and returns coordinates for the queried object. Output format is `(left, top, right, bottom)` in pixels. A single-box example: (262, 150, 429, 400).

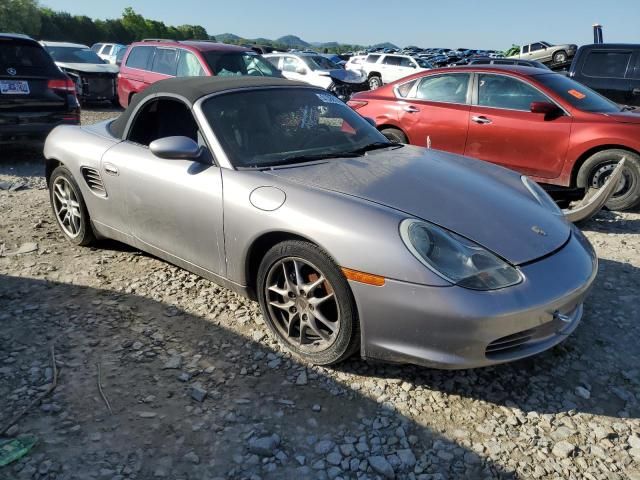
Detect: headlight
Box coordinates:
(521, 176, 563, 216)
(399, 219, 523, 290)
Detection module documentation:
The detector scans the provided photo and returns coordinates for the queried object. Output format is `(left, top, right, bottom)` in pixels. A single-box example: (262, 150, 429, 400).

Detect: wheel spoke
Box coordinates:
(269, 300, 294, 312)
(311, 309, 338, 332)
(309, 292, 334, 307)
(55, 183, 66, 200)
(306, 317, 331, 341)
(292, 260, 304, 287)
(304, 275, 325, 292)
(268, 284, 290, 298)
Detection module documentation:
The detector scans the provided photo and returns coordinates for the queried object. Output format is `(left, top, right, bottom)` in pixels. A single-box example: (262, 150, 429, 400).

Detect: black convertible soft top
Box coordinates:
(110, 76, 310, 139)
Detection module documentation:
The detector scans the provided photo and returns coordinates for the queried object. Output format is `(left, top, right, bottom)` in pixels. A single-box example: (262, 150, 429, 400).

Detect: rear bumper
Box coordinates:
(352, 226, 597, 369)
(0, 111, 79, 142)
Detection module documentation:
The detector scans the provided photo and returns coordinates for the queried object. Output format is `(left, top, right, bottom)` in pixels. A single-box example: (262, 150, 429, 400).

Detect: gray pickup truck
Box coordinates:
(507, 41, 577, 65)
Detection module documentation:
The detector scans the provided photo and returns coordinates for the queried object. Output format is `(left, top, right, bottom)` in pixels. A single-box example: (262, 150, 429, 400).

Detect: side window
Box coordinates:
(522, 45, 530, 54)
(582, 51, 632, 78)
(396, 79, 418, 98)
(176, 50, 205, 77)
(265, 56, 280, 68)
(478, 74, 549, 111)
(101, 45, 113, 56)
(91, 44, 102, 53)
(366, 54, 380, 63)
(128, 98, 201, 147)
(413, 74, 470, 104)
(383, 56, 401, 66)
(530, 43, 544, 52)
(151, 48, 178, 76)
(282, 56, 303, 73)
(125, 46, 154, 70)
(399, 57, 415, 68)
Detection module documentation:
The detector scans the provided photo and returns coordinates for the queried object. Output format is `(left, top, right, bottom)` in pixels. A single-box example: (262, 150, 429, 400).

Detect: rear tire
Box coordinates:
(368, 75, 382, 90)
(380, 127, 408, 144)
(257, 240, 360, 366)
(576, 149, 640, 211)
(49, 166, 95, 246)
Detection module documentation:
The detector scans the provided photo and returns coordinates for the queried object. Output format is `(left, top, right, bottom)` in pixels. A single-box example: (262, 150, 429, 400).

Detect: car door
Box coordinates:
(465, 73, 572, 179)
(380, 55, 404, 83)
(120, 46, 155, 103)
(100, 96, 225, 276)
(528, 43, 550, 62)
(280, 56, 310, 83)
(630, 51, 640, 107)
(146, 47, 178, 84)
(397, 73, 472, 154)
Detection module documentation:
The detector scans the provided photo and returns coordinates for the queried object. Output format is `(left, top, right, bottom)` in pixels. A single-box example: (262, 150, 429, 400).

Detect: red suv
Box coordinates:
(348, 65, 640, 210)
(117, 40, 281, 108)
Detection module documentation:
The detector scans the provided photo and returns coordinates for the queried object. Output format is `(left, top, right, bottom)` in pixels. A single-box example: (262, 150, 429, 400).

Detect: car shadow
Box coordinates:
(580, 210, 640, 234)
(335, 257, 640, 421)
(0, 274, 518, 479)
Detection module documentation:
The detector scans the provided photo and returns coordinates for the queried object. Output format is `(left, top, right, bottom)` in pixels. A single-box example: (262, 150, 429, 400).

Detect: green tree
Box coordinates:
(0, 0, 42, 36)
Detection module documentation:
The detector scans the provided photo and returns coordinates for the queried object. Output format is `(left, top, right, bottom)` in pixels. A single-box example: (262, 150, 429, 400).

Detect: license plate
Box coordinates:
(0, 80, 30, 95)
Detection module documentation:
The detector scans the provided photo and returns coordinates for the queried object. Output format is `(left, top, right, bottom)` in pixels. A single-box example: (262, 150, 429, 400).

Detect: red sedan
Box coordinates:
(348, 65, 640, 211)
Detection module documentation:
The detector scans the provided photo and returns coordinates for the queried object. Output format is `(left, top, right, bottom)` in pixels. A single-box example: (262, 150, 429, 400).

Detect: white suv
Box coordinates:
(91, 43, 126, 64)
(361, 54, 433, 89)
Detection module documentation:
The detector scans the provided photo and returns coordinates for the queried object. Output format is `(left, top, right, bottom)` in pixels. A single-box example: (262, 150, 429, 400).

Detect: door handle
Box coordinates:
(403, 105, 420, 113)
(633, 88, 640, 96)
(103, 163, 119, 176)
(471, 115, 492, 125)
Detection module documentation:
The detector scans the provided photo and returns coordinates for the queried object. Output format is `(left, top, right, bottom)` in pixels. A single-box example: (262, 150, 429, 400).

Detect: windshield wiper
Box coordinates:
(266, 151, 363, 168)
(346, 141, 403, 155)
(621, 105, 637, 112)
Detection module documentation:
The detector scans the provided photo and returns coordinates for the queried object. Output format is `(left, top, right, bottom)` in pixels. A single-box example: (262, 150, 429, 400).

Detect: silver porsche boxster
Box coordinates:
(44, 77, 597, 369)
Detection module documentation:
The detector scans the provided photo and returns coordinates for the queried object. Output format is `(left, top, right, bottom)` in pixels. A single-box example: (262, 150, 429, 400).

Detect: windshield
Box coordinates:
(536, 73, 621, 113)
(0, 42, 58, 75)
(203, 51, 280, 77)
(414, 57, 433, 68)
(45, 46, 105, 64)
(303, 55, 339, 70)
(202, 88, 391, 168)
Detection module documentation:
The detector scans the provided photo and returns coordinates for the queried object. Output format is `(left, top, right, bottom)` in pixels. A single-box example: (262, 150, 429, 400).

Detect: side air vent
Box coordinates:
(81, 167, 107, 197)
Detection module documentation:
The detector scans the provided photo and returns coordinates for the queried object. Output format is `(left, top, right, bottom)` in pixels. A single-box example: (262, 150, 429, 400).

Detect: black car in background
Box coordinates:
(570, 44, 640, 107)
(0, 33, 79, 143)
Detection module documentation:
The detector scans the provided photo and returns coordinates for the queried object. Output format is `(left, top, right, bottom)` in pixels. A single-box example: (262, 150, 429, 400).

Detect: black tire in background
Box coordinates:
(368, 75, 382, 90)
(257, 240, 360, 366)
(48, 165, 96, 246)
(553, 50, 568, 64)
(380, 127, 408, 144)
(576, 149, 640, 211)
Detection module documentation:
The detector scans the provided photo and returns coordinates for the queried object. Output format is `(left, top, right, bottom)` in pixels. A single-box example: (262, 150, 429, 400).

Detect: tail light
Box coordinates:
(347, 100, 368, 110)
(48, 78, 76, 93)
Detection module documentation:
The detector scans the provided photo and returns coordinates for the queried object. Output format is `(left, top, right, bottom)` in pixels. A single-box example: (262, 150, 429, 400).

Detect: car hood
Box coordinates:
(317, 69, 367, 84)
(267, 146, 571, 265)
(56, 62, 119, 74)
(602, 111, 640, 124)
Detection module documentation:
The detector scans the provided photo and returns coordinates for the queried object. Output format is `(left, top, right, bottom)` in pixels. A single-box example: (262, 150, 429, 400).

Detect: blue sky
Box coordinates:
(42, 0, 639, 49)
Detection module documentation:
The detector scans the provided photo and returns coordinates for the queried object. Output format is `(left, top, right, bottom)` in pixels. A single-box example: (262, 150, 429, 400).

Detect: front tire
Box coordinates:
(576, 149, 640, 211)
(553, 50, 568, 64)
(49, 166, 95, 246)
(257, 240, 360, 365)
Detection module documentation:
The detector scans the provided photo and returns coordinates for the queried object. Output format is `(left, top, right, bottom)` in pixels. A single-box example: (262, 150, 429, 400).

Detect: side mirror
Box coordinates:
(295, 66, 307, 75)
(149, 136, 203, 160)
(530, 101, 561, 116)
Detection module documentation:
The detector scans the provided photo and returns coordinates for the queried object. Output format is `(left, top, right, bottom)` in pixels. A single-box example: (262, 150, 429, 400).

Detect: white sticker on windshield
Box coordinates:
(316, 93, 342, 104)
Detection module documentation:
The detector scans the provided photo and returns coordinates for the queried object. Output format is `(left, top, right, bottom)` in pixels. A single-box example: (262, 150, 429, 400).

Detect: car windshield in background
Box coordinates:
(537, 73, 620, 113)
(202, 88, 391, 168)
(203, 52, 279, 77)
(414, 58, 433, 68)
(304, 55, 339, 70)
(0, 42, 57, 75)
(46, 46, 105, 64)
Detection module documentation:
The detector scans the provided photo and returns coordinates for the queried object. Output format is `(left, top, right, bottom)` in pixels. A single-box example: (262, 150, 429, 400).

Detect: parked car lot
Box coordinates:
(117, 40, 281, 107)
(0, 107, 639, 479)
(0, 34, 79, 143)
(41, 41, 119, 105)
(361, 53, 433, 89)
(349, 65, 640, 211)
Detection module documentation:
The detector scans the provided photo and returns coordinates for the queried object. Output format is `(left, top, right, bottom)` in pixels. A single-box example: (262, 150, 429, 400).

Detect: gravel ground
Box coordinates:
(1, 109, 639, 480)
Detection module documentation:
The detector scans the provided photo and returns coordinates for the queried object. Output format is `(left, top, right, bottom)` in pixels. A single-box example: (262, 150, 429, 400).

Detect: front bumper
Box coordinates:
(351, 227, 597, 369)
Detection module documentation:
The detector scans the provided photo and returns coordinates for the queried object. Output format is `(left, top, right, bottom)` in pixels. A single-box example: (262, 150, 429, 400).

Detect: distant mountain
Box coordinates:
(276, 35, 310, 48)
(214, 32, 395, 51)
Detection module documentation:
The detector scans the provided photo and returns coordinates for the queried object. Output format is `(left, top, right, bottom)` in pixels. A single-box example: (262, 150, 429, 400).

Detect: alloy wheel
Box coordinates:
(265, 257, 341, 353)
(52, 176, 82, 238)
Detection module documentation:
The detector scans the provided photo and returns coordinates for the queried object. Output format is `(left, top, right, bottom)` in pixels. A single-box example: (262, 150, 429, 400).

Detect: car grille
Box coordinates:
(485, 305, 580, 359)
(81, 167, 107, 197)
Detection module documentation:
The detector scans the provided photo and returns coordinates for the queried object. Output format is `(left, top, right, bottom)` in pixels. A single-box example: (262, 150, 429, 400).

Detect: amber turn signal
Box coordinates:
(341, 267, 385, 286)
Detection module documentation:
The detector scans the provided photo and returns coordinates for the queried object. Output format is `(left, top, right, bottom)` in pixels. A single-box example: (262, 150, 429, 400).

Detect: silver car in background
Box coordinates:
(44, 77, 597, 369)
